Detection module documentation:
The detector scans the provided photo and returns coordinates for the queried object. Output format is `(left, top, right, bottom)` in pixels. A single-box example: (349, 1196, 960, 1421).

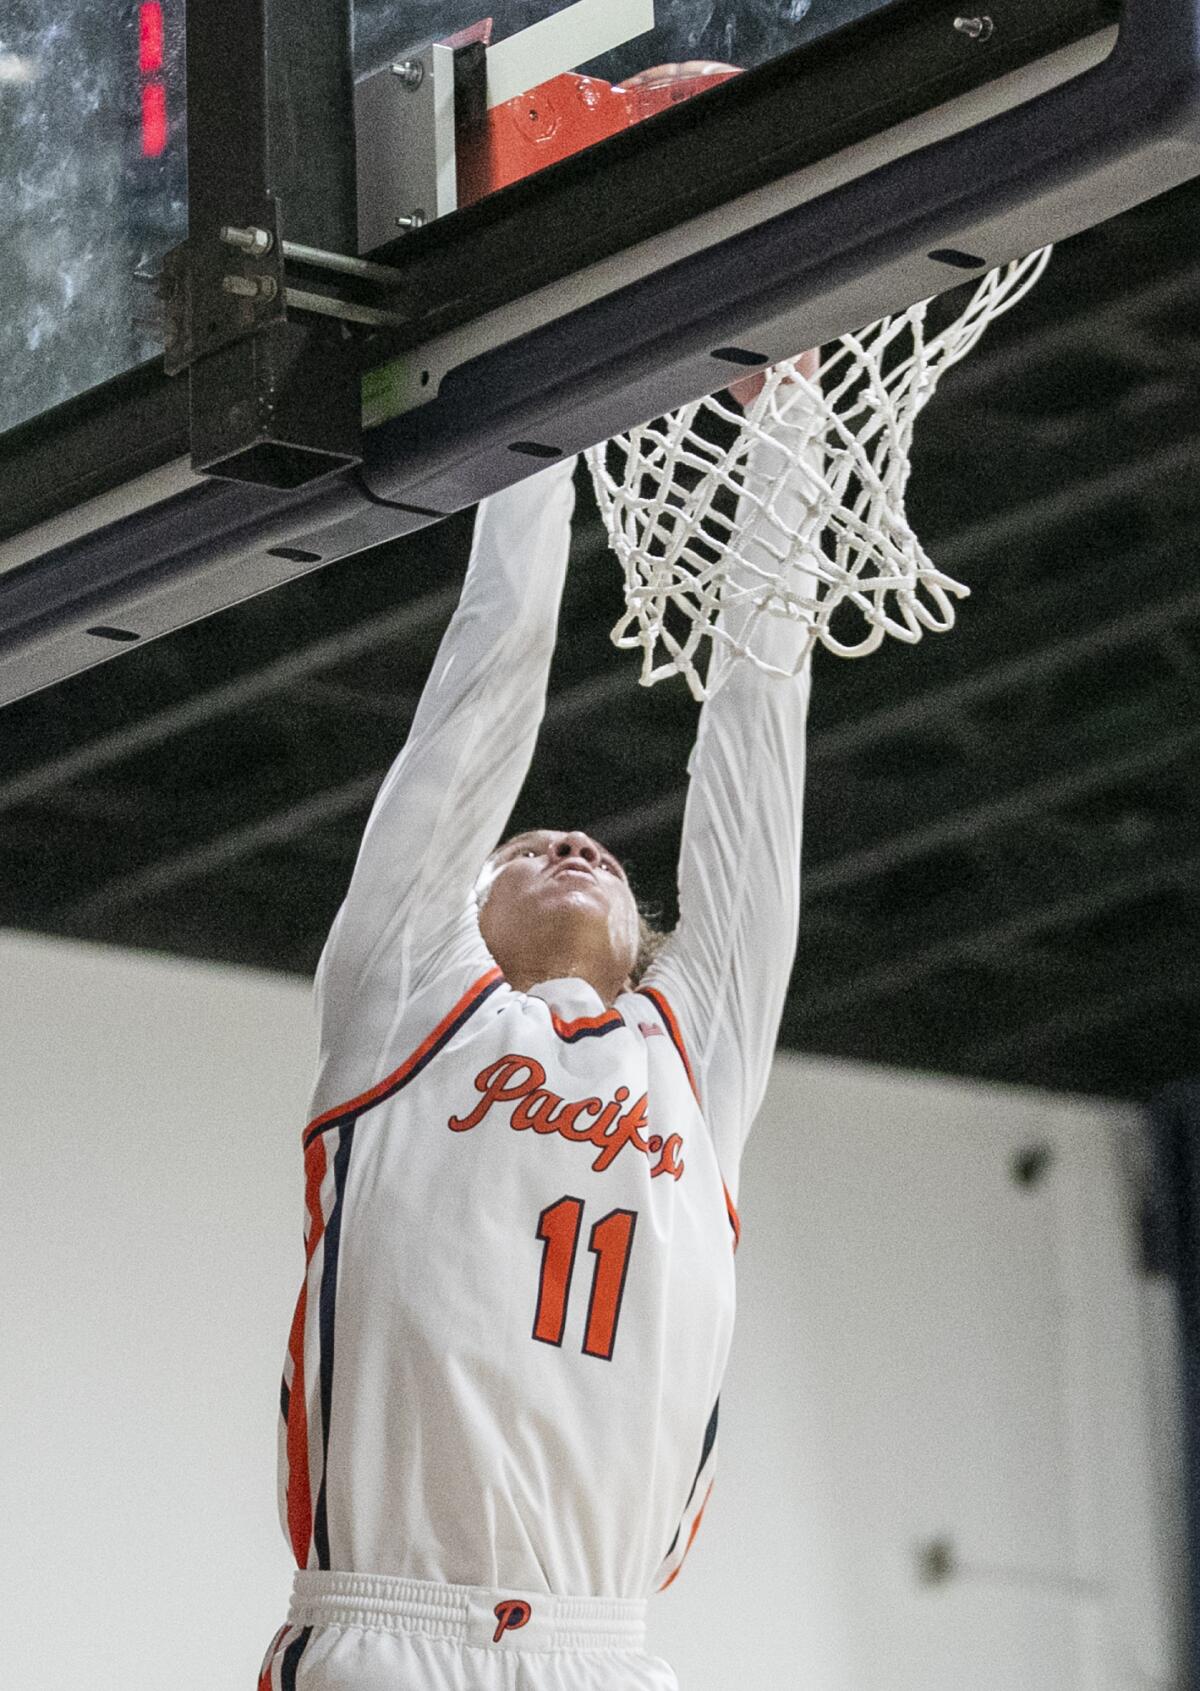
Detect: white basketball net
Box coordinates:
(585, 248, 1052, 700)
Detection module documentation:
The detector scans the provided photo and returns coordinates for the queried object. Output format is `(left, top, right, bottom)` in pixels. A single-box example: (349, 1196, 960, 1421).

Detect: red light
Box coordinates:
(141, 81, 168, 157)
(139, 2, 165, 74)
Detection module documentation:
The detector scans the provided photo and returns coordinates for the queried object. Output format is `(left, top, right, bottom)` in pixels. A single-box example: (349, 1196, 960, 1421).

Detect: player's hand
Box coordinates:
(727, 347, 821, 411)
(619, 60, 742, 89)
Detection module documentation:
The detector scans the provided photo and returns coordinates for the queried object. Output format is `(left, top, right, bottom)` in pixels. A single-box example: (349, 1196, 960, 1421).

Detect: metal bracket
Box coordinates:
(355, 42, 459, 256)
(162, 214, 412, 374)
(161, 200, 420, 486)
(162, 193, 365, 488)
(162, 0, 378, 489)
(161, 194, 287, 377)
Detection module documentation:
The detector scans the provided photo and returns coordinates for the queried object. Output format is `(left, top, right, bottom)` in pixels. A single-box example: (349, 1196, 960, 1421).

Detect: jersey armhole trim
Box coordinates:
(639, 985, 700, 1099)
(640, 985, 741, 1251)
(302, 967, 504, 1147)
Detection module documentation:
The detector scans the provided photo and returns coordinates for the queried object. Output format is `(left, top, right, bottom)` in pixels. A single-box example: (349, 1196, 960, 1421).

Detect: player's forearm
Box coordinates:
(646, 434, 816, 1164)
(651, 657, 809, 1131)
(325, 458, 577, 985)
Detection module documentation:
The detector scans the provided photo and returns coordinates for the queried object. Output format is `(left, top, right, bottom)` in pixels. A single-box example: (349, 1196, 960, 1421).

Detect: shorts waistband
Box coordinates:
(288, 1570, 648, 1653)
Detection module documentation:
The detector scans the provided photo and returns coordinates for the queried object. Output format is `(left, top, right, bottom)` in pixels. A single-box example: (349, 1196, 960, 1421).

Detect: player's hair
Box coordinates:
(632, 909, 668, 986)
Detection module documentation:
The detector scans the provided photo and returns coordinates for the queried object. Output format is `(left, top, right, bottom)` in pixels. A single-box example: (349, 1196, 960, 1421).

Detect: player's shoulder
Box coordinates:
(625, 978, 696, 1061)
(306, 951, 505, 1129)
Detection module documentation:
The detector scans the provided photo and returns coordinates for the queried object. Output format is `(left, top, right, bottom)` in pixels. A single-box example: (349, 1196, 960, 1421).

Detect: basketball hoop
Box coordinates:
(586, 248, 1052, 700)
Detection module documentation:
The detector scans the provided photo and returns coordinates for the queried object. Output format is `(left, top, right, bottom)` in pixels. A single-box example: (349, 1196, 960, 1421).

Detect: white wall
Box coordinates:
(654, 1057, 1185, 1691)
(0, 931, 1184, 1691)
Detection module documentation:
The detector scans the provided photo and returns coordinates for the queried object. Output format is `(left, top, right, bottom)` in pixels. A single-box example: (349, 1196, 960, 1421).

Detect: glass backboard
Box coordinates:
(0, 0, 1113, 436)
(1, 0, 186, 436)
(0, 0, 897, 438)
(354, 0, 894, 84)
(13, 0, 1200, 711)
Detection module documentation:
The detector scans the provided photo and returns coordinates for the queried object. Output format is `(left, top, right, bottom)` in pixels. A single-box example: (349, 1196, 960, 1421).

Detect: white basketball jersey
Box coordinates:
(272, 452, 812, 1611)
(278, 962, 738, 1598)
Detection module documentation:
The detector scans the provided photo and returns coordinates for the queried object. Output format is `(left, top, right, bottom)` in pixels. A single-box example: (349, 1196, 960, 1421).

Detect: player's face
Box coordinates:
(476, 829, 640, 984)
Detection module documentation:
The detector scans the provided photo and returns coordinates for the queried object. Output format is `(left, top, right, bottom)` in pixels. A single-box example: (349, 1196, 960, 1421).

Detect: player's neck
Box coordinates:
(502, 938, 630, 1006)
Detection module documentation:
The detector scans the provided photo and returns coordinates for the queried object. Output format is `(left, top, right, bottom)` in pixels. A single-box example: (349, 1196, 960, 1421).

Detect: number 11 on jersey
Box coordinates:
(533, 1197, 638, 1361)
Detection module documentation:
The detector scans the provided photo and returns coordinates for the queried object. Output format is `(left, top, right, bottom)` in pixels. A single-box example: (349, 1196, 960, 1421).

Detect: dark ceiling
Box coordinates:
(4, 175, 1200, 1101)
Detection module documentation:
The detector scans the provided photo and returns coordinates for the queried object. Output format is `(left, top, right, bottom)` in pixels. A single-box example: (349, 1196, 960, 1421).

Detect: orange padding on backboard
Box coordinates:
(457, 67, 739, 208)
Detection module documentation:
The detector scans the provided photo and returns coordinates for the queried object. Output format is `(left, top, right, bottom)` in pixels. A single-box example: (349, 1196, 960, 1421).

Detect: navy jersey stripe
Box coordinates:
(312, 1120, 356, 1570)
(663, 1397, 720, 1559)
(280, 1626, 312, 1689)
(695, 1397, 720, 1484)
(279, 1377, 290, 1422)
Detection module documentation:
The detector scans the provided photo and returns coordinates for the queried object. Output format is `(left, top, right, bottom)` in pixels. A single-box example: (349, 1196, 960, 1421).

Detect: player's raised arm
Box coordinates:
(642, 358, 820, 1190)
(318, 457, 577, 1009)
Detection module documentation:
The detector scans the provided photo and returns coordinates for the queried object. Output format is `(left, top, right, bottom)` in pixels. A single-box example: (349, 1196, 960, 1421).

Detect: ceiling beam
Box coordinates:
(9, 392, 1199, 824)
(0, 587, 459, 815)
(560, 560, 1200, 861)
(0, 530, 621, 815)
(962, 968, 1199, 1073)
(797, 841, 1200, 1023)
(30, 394, 1200, 940)
(934, 259, 1200, 405)
(8, 405, 1197, 831)
(52, 555, 1200, 929)
(58, 771, 387, 930)
(919, 431, 1200, 569)
(52, 662, 639, 927)
(812, 560, 1200, 763)
(805, 705, 1200, 899)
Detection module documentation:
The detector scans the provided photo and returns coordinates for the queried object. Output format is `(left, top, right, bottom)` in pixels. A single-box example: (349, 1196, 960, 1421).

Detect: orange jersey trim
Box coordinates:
(284, 1129, 331, 1564)
(549, 1007, 625, 1043)
(640, 986, 700, 1103)
(658, 1480, 715, 1591)
(257, 1625, 289, 1691)
(642, 985, 741, 1250)
(723, 1181, 742, 1251)
(303, 967, 504, 1147)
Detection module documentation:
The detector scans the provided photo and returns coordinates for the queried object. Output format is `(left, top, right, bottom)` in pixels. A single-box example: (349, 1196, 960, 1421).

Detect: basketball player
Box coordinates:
(259, 200, 819, 1691)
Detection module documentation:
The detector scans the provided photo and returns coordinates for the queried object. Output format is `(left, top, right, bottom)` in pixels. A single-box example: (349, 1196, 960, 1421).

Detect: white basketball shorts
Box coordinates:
(257, 1571, 680, 1691)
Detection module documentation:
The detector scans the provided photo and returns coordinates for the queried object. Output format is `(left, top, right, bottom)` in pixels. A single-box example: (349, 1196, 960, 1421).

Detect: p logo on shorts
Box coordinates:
(492, 1599, 533, 1643)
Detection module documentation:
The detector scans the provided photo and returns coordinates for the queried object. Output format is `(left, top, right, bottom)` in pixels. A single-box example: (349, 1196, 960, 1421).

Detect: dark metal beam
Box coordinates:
(556, 546, 1200, 858)
(27, 387, 1200, 936)
(61, 771, 385, 928)
(812, 561, 1200, 762)
(935, 259, 1200, 405)
(52, 664, 639, 926)
(919, 431, 1200, 566)
(805, 704, 1200, 900)
(592, 791, 687, 853)
(799, 841, 1200, 1023)
(963, 968, 1200, 1070)
(0, 588, 459, 815)
(287, 679, 422, 721)
(0, 526, 619, 812)
(52, 532, 1200, 928)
